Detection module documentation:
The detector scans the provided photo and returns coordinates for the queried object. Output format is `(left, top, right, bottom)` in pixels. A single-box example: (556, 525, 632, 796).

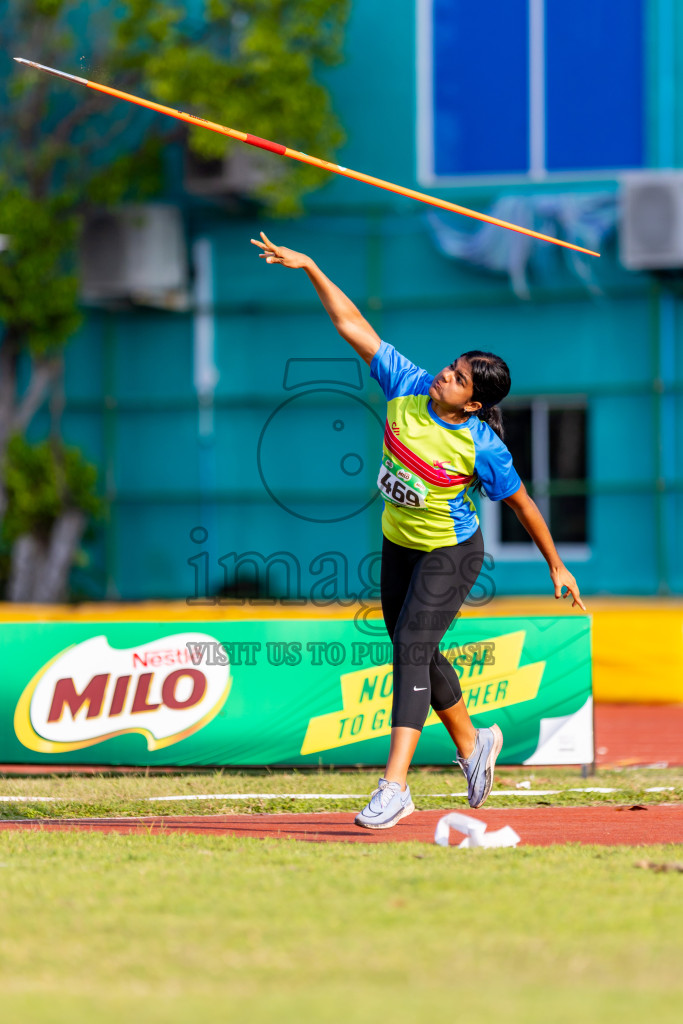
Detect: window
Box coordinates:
(483, 401, 589, 560)
(417, 0, 645, 183)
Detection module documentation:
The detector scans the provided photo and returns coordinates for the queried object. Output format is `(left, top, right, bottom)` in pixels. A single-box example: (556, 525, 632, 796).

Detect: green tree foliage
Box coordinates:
(0, 0, 349, 600)
(2, 435, 102, 543)
(0, 190, 82, 358)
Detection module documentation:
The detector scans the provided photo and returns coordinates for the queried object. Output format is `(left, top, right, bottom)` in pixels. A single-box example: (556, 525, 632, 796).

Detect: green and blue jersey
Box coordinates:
(370, 341, 521, 551)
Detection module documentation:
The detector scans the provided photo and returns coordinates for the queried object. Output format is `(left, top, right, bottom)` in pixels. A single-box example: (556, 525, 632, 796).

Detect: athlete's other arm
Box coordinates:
(503, 483, 586, 609)
(251, 232, 380, 365)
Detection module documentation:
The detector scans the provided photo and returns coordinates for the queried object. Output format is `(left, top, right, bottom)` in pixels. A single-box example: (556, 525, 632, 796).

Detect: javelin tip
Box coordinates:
(13, 57, 88, 85)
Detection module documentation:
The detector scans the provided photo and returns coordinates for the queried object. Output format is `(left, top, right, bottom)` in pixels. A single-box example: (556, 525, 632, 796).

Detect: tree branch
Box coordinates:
(0, 330, 20, 454)
(34, 508, 87, 603)
(12, 358, 62, 436)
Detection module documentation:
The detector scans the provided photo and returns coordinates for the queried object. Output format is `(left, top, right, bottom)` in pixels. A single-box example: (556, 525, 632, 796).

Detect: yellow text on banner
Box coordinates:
(300, 631, 545, 755)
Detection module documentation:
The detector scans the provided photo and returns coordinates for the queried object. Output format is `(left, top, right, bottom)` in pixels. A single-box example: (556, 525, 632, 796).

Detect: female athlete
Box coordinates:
(251, 231, 585, 829)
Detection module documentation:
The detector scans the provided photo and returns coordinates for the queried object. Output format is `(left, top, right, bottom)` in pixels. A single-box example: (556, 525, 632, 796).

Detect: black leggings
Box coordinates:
(380, 529, 485, 730)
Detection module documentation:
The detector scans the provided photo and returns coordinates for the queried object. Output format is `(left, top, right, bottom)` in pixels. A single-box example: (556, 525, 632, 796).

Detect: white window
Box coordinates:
(481, 400, 590, 561)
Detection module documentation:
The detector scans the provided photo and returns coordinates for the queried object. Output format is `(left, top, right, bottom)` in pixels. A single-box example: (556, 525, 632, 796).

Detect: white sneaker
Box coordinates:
(354, 778, 415, 829)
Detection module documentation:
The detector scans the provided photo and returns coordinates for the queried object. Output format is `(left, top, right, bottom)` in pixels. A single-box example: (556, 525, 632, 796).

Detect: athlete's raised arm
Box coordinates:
(251, 232, 381, 364)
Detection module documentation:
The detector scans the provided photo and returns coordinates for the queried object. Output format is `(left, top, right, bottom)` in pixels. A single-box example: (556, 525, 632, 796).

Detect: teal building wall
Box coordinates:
(57, 0, 683, 600)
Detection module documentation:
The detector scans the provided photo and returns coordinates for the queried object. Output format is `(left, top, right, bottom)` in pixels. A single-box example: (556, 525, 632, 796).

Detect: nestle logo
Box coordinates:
(132, 647, 194, 668)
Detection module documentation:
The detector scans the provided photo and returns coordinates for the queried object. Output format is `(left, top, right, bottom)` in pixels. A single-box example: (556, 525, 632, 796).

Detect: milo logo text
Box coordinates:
(14, 633, 232, 754)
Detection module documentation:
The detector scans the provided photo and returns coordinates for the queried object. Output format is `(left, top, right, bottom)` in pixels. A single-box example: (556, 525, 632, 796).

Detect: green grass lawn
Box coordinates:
(1, 765, 682, 819)
(1, 831, 682, 1024)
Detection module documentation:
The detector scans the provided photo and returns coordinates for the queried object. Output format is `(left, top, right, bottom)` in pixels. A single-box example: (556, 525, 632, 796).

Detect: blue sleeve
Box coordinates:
(474, 425, 522, 501)
(370, 341, 433, 399)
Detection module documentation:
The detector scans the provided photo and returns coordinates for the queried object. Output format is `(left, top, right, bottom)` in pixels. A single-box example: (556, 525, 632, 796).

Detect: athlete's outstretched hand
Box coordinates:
(250, 231, 311, 270)
(251, 229, 381, 365)
(550, 564, 586, 610)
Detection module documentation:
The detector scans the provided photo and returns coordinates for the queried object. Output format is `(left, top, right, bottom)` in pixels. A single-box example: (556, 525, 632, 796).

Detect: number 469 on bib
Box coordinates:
(377, 467, 427, 508)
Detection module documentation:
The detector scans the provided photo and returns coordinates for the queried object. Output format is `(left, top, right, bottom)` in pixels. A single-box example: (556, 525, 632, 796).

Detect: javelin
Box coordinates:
(14, 57, 599, 258)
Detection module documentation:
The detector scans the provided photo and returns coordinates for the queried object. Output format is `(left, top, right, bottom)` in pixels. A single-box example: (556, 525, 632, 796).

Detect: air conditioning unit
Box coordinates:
(184, 145, 273, 196)
(80, 204, 189, 308)
(620, 172, 683, 270)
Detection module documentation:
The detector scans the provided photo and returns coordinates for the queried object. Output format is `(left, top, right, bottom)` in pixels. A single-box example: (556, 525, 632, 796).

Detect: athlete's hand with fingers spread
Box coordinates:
(250, 231, 312, 270)
(550, 563, 586, 610)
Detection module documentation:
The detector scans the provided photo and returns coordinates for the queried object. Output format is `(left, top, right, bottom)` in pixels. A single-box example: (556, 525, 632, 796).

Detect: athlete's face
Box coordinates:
(429, 357, 481, 416)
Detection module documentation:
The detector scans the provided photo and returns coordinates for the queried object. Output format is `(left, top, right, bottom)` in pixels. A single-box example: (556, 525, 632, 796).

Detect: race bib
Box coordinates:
(377, 455, 428, 508)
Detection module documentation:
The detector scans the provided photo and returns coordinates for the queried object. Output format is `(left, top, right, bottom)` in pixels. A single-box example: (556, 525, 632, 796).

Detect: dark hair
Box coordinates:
(459, 350, 512, 494)
(459, 350, 511, 441)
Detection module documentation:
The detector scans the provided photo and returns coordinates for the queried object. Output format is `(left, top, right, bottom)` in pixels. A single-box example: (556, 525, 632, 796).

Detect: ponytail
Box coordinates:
(475, 404, 504, 442)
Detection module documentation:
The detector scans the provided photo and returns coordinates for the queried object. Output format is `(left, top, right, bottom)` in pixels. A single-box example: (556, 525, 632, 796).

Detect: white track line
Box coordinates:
(0, 786, 675, 804)
(1, 796, 60, 802)
(148, 793, 368, 801)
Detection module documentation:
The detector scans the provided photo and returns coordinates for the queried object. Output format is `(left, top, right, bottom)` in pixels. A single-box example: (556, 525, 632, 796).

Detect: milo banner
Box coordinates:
(0, 618, 592, 766)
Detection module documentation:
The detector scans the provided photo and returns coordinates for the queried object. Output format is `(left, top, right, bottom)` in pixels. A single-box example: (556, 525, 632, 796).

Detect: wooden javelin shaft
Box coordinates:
(14, 57, 600, 258)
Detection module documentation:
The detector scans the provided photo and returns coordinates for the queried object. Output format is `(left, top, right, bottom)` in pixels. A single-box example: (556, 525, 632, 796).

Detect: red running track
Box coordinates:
(2, 805, 682, 846)
(594, 704, 683, 766)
